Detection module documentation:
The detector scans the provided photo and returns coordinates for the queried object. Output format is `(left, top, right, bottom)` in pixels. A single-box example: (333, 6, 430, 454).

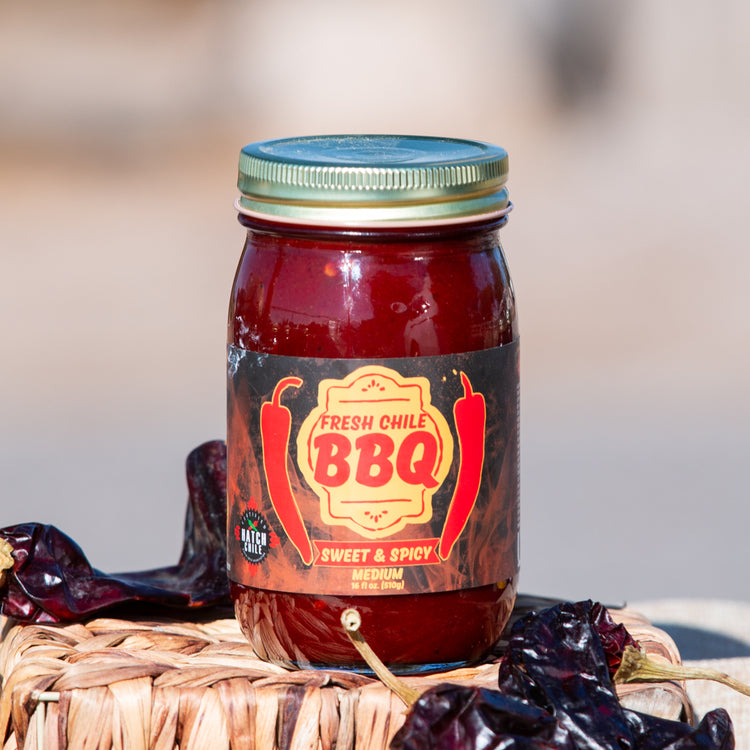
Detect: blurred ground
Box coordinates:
(1, 1, 749, 604)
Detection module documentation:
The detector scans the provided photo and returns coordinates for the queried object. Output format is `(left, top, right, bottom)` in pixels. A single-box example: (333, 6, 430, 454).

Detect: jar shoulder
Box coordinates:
(229, 231, 517, 357)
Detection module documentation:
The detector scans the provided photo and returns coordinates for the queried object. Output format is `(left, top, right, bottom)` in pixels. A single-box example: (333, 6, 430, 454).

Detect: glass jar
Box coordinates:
(227, 135, 519, 672)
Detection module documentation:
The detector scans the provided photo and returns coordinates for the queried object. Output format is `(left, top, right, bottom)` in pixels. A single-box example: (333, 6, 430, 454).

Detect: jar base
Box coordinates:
(286, 658, 487, 677)
(230, 579, 517, 671)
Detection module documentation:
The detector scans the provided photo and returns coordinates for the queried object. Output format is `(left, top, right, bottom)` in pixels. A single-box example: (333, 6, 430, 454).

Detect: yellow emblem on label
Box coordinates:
(297, 366, 454, 539)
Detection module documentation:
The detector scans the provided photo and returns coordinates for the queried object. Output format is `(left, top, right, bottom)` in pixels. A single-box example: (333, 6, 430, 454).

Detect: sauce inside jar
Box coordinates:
(227, 136, 519, 671)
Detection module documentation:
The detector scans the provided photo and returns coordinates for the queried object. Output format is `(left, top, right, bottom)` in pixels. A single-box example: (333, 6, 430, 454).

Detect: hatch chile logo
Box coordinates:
(259, 366, 486, 567)
(235, 507, 277, 565)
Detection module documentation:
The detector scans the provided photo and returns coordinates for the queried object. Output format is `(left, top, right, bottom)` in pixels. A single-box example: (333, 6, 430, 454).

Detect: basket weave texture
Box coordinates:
(0, 603, 691, 750)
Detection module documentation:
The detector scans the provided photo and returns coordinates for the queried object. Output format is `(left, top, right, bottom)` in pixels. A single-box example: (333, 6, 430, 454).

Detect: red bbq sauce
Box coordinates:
(227, 136, 519, 671)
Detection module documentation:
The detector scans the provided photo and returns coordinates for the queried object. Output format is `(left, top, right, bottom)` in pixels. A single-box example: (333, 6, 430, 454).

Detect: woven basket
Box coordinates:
(0, 599, 691, 750)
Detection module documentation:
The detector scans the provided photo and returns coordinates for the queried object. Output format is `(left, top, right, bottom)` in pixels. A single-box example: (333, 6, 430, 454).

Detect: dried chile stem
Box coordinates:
(340, 609, 421, 707)
(0, 539, 12, 587)
(615, 645, 750, 698)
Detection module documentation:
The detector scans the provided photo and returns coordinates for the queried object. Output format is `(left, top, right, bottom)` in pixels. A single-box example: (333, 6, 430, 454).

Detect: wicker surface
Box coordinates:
(0, 603, 690, 750)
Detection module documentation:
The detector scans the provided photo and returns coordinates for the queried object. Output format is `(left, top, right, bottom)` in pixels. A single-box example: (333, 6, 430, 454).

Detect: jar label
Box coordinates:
(227, 343, 519, 595)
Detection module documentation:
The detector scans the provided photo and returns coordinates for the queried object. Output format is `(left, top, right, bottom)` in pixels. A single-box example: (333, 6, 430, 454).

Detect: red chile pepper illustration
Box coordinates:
(260, 376, 314, 566)
(438, 371, 486, 561)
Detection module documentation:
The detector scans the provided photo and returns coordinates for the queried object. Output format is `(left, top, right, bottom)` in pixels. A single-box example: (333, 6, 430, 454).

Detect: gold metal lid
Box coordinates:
(237, 135, 510, 226)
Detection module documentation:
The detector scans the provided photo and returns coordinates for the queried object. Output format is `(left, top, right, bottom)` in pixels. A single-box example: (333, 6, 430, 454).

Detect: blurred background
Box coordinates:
(1, 0, 748, 605)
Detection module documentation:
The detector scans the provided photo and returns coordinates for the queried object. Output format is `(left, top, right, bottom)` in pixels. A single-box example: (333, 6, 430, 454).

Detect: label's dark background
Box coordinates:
(227, 343, 519, 595)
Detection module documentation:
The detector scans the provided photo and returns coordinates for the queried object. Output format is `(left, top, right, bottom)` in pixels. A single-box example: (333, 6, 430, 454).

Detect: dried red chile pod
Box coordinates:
(496, 600, 638, 745)
(0, 441, 230, 623)
(393, 601, 734, 750)
(391, 684, 570, 750)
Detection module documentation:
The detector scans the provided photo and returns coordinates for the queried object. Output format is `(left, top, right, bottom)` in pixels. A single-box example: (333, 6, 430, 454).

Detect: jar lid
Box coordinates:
(237, 134, 510, 226)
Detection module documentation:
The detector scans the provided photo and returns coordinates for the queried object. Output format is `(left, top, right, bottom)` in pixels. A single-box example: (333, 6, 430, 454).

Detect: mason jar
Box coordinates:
(227, 134, 519, 672)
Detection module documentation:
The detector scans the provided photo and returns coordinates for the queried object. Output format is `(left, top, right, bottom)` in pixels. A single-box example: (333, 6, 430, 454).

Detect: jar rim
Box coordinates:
(234, 197, 513, 229)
